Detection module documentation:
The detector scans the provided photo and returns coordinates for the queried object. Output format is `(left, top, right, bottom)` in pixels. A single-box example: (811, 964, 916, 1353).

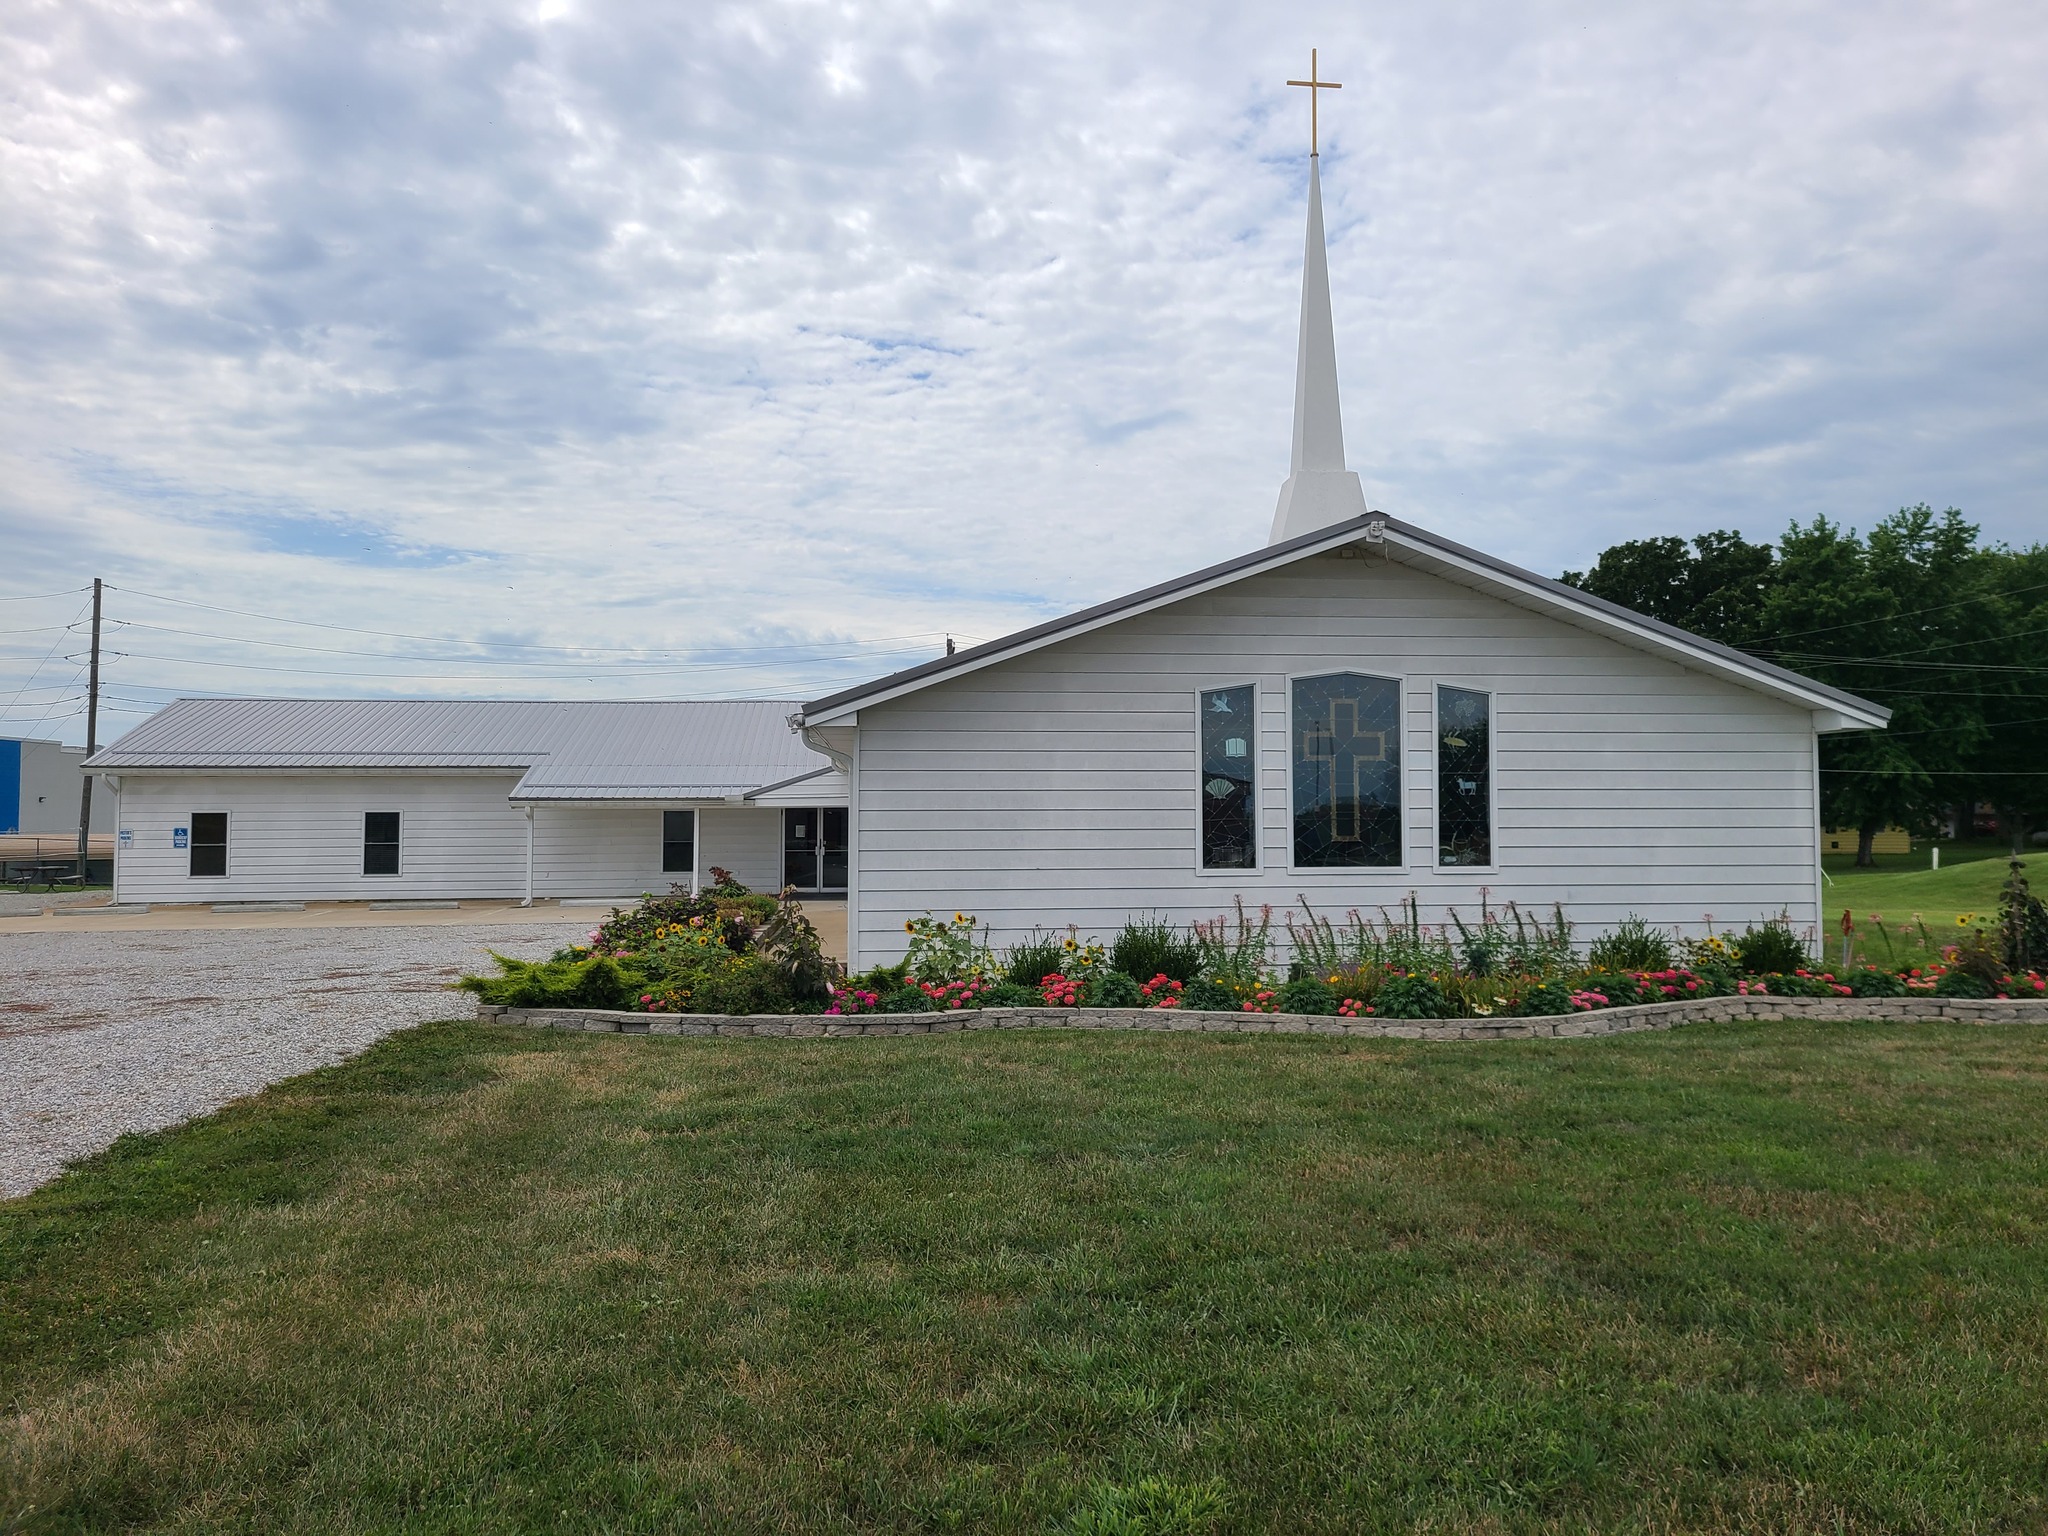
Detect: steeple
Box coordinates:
(1268, 143, 1368, 543)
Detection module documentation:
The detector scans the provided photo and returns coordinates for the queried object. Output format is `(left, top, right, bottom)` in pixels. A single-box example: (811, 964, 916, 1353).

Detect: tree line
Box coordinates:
(1561, 505, 2048, 865)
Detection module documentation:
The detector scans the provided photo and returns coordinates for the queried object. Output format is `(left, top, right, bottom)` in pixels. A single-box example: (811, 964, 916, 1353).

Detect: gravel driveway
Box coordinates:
(0, 921, 586, 1198)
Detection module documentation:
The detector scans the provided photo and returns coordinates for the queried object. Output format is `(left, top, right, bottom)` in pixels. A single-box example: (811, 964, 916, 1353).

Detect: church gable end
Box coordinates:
(847, 549, 1820, 963)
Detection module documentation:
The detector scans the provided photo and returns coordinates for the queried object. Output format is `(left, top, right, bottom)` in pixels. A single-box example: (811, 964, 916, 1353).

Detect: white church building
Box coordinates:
(86, 154, 1887, 960)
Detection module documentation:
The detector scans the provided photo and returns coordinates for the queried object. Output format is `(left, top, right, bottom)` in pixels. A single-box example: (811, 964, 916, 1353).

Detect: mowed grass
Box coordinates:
(5, 1022, 2047, 1534)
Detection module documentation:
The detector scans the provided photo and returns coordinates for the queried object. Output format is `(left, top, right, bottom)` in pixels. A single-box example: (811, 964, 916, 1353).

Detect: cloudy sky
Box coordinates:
(3, 0, 2043, 745)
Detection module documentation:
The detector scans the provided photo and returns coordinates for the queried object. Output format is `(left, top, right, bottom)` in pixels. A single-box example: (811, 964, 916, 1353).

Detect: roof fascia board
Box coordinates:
(745, 766, 835, 800)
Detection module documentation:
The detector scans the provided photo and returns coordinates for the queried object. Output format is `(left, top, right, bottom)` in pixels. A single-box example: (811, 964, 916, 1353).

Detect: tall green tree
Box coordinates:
(1969, 543, 2048, 854)
(1751, 507, 1996, 865)
(1560, 530, 1777, 647)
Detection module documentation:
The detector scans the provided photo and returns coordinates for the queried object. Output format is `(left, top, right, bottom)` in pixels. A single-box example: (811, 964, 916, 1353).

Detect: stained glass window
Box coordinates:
(1437, 686, 1492, 867)
(1291, 673, 1401, 867)
(1199, 685, 1256, 869)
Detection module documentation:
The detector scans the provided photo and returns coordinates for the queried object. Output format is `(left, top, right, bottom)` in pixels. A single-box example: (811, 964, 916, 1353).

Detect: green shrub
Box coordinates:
(1274, 976, 1337, 1015)
(1086, 969, 1145, 1008)
(1844, 967, 1908, 998)
(1376, 973, 1453, 1019)
(1110, 916, 1203, 982)
(1181, 978, 1235, 1011)
(1736, 917, 1808, 975)
(876, 985, 933, 1013)
(1587, 915, 1674, 973)
(1750, 971, 1835, 998)
(646, 956, 795, 1015)
(457, 953, 646, 1010)
(589, 880, 776, 959)
(848, 960, 909, 994)
(1003, 934, 1069, 990)
(1934, 967, 1994, 999)
(1513, 978, 1577, 1016)
(986, 982, 1038, 1007)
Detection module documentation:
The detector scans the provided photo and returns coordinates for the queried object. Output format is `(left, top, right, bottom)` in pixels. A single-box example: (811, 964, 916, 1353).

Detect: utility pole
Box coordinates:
(75, 578, 102, 884)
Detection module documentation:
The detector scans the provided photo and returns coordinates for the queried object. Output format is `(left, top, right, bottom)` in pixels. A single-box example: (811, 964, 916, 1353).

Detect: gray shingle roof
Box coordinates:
(85, 698, 826, 801)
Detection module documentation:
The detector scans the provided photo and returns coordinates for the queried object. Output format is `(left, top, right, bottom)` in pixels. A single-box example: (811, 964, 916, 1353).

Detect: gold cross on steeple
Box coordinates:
(1286, 48, 1342, 156)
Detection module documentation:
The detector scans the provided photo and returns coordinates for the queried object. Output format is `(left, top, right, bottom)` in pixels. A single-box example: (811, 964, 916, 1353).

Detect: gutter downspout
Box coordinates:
(794, 718, 852, 774)
(523, 805, 535, 907)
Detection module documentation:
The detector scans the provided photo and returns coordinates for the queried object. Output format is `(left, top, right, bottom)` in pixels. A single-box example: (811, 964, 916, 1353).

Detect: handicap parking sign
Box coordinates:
(118, 829, 133, 848)
(173, 826, 188, 849)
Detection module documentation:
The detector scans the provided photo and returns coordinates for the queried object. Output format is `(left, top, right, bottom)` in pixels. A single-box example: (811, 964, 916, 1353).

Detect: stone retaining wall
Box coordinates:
(477, 994, 2048, 1041)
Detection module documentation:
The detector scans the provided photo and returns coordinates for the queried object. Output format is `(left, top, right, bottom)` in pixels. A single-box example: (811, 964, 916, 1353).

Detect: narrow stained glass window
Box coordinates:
(1437, 686, 1492, 867)
(1292, 673, 1401, 867)
(1199, 685, 1256, 869)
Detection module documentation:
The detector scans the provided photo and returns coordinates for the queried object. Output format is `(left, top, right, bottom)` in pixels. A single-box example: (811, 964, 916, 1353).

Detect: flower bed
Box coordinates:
(458, 879, 2048, 1023)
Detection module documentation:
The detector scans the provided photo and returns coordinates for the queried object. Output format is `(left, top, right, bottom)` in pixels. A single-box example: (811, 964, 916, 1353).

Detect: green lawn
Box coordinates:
(1820, 844, 2036, 968)
(6, 1021, 2047, 1534)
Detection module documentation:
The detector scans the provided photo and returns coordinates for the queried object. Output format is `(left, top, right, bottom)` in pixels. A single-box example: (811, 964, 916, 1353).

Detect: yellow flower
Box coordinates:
(905, 920, 915, 934)
(1956, 914, 1974, 927)
(954, 912, 965, 923)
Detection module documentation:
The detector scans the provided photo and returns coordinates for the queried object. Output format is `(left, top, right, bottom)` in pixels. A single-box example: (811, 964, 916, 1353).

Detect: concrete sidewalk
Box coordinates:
(0, 896, 850, 960)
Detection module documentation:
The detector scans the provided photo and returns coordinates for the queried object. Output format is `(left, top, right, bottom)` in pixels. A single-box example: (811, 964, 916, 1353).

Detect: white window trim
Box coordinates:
(362, 809, 403, 878)
(1193, 680, 1263, 876)
(1426, 679, 1501, 876)
(660, 807, 697, 882)
(1283, 667, 1411, 878)
(186, 809, 230, 879)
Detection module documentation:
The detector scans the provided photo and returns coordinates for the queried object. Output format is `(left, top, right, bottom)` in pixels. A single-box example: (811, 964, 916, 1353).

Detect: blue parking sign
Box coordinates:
(173, 826, 189, 849)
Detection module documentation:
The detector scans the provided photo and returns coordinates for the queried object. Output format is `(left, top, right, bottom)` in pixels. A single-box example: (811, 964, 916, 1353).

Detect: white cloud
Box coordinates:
(2, 0, 2043, 740)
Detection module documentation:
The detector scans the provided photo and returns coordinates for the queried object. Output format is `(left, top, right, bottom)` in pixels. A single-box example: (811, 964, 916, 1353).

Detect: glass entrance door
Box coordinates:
(782, 807, 848, 892)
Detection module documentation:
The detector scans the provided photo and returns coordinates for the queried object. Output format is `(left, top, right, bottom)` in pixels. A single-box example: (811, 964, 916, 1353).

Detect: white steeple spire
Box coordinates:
(1269, 153, 1368, 543)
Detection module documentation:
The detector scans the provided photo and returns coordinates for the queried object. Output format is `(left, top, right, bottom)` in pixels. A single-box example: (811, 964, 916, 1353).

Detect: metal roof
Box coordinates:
(800, 511, 1891, 729)
(85, 698, 829, 801)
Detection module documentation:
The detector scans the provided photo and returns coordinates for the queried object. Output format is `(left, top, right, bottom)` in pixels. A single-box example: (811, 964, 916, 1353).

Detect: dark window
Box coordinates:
(363, 811, 401, 876)
(1437, 687, 1492, 866)
(661, 810, 695, 876)
(783, 809, 818, 890)
(1199, 685, 1256, 869)
(819, 806, 848, 890)
(1291, 673, 1402, 867)
(189, 812, 228, 878)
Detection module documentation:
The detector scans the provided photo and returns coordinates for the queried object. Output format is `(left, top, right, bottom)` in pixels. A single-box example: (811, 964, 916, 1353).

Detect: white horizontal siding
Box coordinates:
(110, 776, 788, 903)
(698, 806, 783, 893)
(113, 774, 529, 903)
(850, 551, 1823, 965)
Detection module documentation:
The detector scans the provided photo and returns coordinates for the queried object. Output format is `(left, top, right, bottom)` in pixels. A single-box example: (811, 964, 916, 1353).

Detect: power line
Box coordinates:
(0, 586, 91, 604)
(1745, 578, 2048, 644)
